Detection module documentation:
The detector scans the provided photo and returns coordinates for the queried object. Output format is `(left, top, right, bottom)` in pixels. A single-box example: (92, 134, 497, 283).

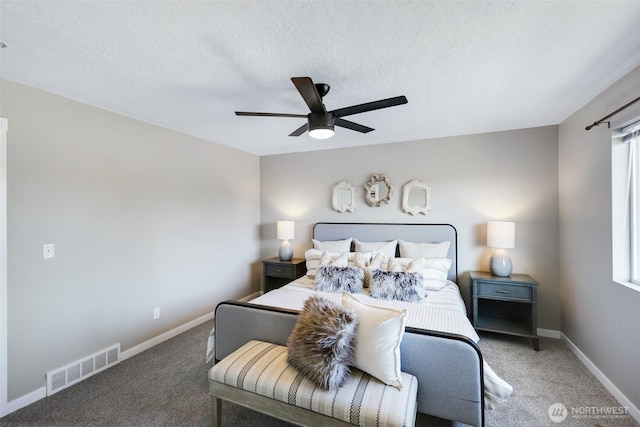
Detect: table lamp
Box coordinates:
(277, 220, 294, 261)
(487, 221, 515, 276)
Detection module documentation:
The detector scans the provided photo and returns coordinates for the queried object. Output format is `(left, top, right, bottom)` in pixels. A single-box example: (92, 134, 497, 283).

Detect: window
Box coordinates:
(612, 119, 640, 288)
(626, 122, 640, 284)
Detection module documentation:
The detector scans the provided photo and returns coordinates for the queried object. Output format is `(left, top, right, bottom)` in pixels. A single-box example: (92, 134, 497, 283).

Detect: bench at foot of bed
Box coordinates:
(208, 340, 418, 427)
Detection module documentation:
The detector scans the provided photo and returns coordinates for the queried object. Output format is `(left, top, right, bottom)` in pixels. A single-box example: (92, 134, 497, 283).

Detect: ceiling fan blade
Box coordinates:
(330, 96, 408, 118)
(291, 77, 326, 114)
(289, 123, 309, 137)
(335, 118, 374, 133)
(235, 111, 307, 118)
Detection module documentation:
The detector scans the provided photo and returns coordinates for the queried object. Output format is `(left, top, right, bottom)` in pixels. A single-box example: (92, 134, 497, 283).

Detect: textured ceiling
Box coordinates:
(1, 1, 640, 156)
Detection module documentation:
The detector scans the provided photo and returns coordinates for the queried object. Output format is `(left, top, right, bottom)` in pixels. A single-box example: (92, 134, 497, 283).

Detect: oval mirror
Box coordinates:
(332, 181, 356, 213)
(364, 174, 393, 207)
(402, 180, 431, 215)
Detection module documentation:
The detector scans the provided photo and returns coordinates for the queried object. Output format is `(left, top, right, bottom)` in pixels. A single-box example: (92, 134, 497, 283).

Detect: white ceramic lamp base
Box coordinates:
(279, 240, 293, 261)
(490, 249, 512, 276)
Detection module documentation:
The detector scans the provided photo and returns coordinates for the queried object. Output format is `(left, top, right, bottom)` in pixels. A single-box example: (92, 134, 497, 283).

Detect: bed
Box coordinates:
(209, 223, 512, 426)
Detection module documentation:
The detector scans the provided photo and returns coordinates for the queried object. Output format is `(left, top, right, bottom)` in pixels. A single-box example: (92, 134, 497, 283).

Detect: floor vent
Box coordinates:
(46, 343, 120, 396)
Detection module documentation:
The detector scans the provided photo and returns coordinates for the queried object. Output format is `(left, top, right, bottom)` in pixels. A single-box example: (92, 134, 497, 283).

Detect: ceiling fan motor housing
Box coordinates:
(308, 112, 335, 130)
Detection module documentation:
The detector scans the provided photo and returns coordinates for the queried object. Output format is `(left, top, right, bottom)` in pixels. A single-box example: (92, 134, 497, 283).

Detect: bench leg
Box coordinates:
(211, 395, 221, 427)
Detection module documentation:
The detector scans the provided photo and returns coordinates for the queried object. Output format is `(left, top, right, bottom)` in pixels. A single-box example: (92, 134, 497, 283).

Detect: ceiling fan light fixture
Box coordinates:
(309, 127, 334, 139)
(308, 112, 335, 139)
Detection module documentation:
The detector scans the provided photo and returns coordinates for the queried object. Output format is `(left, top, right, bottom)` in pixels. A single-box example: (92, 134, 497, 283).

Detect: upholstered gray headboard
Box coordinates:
(313, 222, 458, 282)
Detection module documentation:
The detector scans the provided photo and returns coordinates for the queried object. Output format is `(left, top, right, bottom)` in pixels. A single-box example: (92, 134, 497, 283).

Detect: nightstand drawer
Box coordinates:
(264, 263, 295, 278)
(477, 281, 532, 301)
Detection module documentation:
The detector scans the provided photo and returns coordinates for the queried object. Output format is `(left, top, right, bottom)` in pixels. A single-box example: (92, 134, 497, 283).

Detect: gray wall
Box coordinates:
(2, 79, 261, 400)
(260, 126, 560, 330)
(558, 66, 640, 410)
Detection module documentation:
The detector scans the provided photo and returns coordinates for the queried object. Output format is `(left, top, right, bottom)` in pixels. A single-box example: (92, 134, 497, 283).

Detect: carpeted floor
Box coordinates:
(0, 321, 637, 427)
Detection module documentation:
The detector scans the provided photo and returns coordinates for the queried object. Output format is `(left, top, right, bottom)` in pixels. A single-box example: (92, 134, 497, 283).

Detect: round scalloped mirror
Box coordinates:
(364, 174, 393, 207)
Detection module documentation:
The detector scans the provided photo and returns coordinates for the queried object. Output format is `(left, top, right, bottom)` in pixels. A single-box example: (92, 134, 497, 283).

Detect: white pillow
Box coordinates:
(353, 239, 398, 257)
(304, 249, 359, 278)
(387, 257, 424, 273)
(319, 251, 349, 267)
(386, 257, 452, 291)
(304, 249, 339, 278)
(398, 240, 450, 259)
(341, 292, 407, 389)
(312, 237, 353, 253)
(421, 258, 452, 291)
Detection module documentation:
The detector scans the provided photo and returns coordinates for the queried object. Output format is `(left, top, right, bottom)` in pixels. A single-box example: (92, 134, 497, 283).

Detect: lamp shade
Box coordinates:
(277, 220, 295, 240)
(487, 221, 515, 249)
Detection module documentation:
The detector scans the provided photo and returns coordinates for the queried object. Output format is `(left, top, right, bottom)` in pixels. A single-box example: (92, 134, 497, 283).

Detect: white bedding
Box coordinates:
(251, 277, 480, 342)
(207, 277, 513, 410)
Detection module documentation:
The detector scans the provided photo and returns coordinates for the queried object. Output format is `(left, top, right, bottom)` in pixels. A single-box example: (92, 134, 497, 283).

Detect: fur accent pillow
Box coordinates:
(287, 296, 359, 391)
(314, 265, 364, 293)
(370, 270, 425, 302)
(387, 257, 452, 291)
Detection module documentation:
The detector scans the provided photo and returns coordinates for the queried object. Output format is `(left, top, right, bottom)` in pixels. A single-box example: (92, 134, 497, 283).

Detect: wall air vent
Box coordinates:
(46, 344, 120, 396)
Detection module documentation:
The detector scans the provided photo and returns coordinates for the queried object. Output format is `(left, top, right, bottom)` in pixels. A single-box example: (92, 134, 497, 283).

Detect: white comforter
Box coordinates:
(208, 277, 513, 409)
(252, 277, 479, 341)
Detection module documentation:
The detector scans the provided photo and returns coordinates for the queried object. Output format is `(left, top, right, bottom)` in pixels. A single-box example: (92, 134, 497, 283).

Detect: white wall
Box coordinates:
(558, 66, 640, 412)
(260, 125, 560, 329)
(1, 79, 261, 401)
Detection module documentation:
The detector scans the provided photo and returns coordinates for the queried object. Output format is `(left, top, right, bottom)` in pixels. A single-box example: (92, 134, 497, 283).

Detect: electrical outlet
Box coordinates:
(153, 307, 160, 320)
(43, 244, 55, 259)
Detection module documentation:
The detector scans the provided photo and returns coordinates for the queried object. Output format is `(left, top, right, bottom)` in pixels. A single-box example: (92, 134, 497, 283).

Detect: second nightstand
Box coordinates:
(470, 271, 539, 350)
(262, 257, 306, 293)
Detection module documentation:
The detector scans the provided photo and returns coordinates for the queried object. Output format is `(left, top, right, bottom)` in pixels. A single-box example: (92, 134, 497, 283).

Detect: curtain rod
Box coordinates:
(585, 95, 640, 130)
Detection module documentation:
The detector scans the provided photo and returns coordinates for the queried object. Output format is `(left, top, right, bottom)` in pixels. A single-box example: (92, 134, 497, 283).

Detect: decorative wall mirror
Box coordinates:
(402, 179, 432, 215)
(332, 181, 356, 213)
(364, 174, 393, 207)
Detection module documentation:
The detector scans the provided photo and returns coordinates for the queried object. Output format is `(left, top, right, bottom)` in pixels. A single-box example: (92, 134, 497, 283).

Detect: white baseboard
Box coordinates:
(120, 311, 214, 361)
(562, 333, 640, 423)
(3, 386, 46, 416)
(238, 291, 262, 302)
(537, 328, 562, 339)
(2, 312, 215, 417)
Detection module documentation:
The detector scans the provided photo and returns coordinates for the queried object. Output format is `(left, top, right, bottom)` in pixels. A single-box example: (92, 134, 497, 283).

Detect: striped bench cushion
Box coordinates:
(209, 340, 418, 427)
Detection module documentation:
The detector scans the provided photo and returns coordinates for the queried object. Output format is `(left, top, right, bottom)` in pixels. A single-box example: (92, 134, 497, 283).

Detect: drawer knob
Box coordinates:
(496, 289, 510, 294)
(274, 269, 282, 272)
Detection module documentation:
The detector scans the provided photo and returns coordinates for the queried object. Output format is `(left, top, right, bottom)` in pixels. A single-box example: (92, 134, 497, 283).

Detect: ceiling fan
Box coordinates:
(235, 77, 408, 139)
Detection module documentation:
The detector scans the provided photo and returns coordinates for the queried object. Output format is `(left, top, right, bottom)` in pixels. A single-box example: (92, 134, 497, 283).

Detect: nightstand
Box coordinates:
(470, 271, 539, 350)
(262, 257, 306, 293)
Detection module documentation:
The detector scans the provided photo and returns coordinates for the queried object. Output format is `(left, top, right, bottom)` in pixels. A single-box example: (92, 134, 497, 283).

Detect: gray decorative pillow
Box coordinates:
(314, 265, 364, 294)
(370, 270, 425, 303)
(286, 296, 359, 391)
